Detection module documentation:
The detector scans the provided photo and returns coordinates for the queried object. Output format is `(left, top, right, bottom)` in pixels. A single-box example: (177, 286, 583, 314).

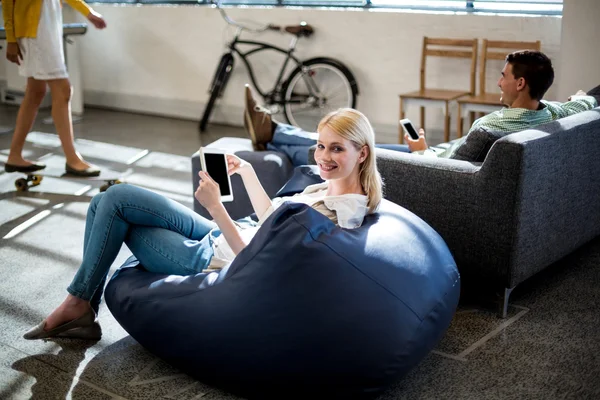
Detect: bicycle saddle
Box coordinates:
(284, 23, 314, 38)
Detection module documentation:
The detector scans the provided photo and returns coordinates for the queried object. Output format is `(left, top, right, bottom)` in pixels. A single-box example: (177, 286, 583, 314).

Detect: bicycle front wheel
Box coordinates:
(199, 53, 234, 133)
(283, 58, 357, 132)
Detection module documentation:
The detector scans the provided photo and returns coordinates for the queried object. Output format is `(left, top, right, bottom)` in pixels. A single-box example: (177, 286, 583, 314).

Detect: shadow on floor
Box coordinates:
(10, 339, 98, 400)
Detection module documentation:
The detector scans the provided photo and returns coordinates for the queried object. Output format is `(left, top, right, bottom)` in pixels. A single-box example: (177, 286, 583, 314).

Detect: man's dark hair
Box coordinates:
(505, 50, 554, 101)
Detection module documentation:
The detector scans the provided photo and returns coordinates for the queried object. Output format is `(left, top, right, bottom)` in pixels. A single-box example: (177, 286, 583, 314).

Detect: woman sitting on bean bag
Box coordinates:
(23, 108, 383, 340)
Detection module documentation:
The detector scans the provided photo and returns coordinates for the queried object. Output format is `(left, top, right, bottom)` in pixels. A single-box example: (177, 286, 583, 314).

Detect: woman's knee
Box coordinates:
(101, 184, 137, 205)
(26, 81, 47, 105)
(49, 80, 72, 103)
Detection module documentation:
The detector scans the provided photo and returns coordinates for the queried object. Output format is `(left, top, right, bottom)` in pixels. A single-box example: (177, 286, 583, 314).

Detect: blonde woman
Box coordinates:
(24, 108, 384, 340)
(2, 0, 106, 175)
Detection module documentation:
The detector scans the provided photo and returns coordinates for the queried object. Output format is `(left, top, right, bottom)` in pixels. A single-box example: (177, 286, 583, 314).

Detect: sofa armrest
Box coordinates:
(309, 145, 493, 226)
(366, 149, 487, 223)
(309, 145, 483, 205)
(192, 149, 294, 220)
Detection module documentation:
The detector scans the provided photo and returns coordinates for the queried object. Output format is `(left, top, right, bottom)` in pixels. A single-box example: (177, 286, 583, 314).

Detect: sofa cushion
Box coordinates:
(451, 126, 508, 162)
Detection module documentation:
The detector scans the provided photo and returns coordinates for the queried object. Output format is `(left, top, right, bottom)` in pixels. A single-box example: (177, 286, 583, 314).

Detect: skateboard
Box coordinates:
(13, 167, 126, 193)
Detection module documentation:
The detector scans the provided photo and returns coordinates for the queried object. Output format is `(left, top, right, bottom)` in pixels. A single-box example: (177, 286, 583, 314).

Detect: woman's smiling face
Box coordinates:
(314, 126, 364, 181)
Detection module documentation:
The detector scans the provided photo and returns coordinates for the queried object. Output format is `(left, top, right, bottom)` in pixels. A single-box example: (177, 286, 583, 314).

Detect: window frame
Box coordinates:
(89, 0, 563, 16)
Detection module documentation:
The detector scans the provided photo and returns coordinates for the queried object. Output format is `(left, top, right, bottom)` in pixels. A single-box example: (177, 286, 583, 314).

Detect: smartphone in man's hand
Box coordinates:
(400, 119, 420, 140)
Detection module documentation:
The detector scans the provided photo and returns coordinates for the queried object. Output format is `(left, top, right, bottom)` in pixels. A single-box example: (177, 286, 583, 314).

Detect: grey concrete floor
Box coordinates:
(0, 105, 599, 399)
(0, 104, 247, 157)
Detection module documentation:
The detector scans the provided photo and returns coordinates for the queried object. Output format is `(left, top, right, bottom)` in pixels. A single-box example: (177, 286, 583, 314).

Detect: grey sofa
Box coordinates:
(307, 108, 600, 317)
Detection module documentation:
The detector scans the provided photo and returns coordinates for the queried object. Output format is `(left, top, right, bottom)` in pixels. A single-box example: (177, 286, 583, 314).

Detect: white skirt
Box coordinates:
(17, 0, 68, 80)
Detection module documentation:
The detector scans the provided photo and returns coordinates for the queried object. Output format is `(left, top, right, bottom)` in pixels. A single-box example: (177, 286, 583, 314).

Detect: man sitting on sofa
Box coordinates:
(244, 50, 598, 165)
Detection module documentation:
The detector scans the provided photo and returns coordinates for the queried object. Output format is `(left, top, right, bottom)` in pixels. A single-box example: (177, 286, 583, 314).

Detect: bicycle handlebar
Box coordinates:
(211, 0, 290, 34)
(211, 0, 271, 33)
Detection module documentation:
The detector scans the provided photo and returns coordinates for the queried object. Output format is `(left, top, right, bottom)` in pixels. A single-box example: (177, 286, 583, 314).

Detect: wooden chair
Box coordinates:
(456, 39, 542, 137)
(398, 37, 478, 144)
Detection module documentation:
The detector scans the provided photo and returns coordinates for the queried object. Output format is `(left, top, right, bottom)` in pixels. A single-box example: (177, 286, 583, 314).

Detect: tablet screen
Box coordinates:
(204, 153, 231, 196)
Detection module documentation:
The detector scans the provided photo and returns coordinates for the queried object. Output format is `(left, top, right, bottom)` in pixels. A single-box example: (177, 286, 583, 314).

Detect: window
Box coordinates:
(469, 0, 562, 14)
(90, 0, 563, 15)
(369, 1, 470, 10)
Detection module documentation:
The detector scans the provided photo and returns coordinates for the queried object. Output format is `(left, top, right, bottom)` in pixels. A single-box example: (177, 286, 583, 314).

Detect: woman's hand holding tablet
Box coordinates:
(199, 147, 234, 203)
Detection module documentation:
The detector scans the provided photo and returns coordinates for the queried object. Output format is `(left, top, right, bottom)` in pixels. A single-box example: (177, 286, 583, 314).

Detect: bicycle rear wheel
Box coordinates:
(282, 58, 357, 132)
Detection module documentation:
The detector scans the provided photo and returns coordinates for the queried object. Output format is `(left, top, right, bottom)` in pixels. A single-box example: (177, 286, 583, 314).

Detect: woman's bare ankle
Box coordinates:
(6, 157, 32, 166)
(63, 294, 88, 307)
(65, 158, 93, 170)
(44, 296, 92, 331)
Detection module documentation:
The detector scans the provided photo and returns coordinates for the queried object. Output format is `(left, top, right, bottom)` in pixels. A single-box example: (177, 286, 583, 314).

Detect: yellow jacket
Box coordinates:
(2, 0, 92, 43)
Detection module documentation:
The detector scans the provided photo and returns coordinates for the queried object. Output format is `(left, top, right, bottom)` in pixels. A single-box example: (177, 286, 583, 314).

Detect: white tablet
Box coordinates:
(200, 147, 234, 202)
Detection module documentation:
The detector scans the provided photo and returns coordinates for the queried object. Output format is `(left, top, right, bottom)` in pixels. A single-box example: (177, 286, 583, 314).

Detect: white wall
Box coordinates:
(556, 0, 600, 101)
(0, 50, 4, 83)
(2, 5, 563, 142)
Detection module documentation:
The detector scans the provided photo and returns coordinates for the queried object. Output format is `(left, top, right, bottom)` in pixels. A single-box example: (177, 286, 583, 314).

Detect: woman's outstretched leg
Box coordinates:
(5, 78, 47, 170)
(30, 185, 216, 337)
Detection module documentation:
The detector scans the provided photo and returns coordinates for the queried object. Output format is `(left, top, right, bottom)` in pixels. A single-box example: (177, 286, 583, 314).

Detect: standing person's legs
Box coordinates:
(46, 78, 99, 174)
(40, 185, 216, 333)
(5, 78, 48, 170)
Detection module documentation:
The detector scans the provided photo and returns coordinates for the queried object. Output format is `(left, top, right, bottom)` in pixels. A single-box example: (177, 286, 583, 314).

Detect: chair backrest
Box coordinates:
(479, 39, 542, 95)
(420, 37, 478, 95)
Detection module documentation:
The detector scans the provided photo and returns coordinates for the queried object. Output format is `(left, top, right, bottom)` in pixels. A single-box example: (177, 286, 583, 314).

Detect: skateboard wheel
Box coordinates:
(31, 175, 43, 185)
(100, 180, 123, 192)
(15, 178, 29, 192)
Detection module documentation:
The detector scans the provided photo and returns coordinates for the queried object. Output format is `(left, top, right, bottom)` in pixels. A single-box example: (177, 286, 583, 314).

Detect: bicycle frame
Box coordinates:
(200, 1, 357, 133)
(224, 28, 304, 105)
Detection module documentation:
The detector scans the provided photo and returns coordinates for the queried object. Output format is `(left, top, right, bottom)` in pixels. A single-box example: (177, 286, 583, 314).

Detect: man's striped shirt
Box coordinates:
(426, 96, 598, 159)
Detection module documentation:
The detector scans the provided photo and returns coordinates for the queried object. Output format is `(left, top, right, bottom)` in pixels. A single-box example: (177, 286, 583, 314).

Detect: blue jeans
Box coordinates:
(267, 123, 410, 166)
(67, 184, 216, 312)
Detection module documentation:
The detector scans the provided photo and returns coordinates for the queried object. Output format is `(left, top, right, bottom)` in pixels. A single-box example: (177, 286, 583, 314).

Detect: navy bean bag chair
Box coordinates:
(105, 198, 459, 399)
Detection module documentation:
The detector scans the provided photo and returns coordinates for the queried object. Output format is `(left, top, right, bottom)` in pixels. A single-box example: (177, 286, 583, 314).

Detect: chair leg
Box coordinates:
(457, 103, 463, 138)
(444, 102, 450, 143)
(469, 111, 476, 127)
(399, 97, 405, 144)
(498, 287, 514, 318)
(420, 106, 425, 132)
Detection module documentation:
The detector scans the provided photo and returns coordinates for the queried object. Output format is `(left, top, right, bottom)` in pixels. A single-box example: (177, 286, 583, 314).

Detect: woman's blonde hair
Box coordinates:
(317, 108, 383, 213)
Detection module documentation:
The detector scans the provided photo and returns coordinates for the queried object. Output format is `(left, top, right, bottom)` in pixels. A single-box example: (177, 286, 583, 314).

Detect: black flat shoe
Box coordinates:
(65, 163, 101, 177)
(23, 308, 100, 340)
(4, 163, 46, 173)
(55, 323, 102, 340)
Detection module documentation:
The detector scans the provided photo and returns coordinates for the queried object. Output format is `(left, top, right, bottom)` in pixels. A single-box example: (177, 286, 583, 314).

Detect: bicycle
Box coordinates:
(199, 0, 359, 133)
